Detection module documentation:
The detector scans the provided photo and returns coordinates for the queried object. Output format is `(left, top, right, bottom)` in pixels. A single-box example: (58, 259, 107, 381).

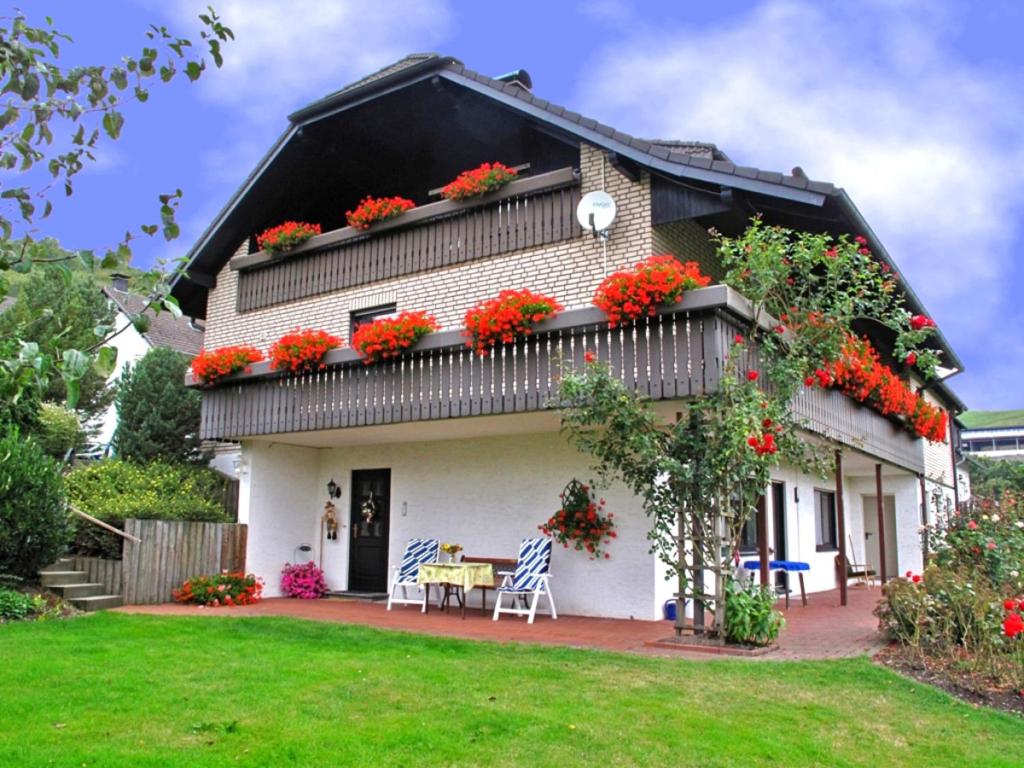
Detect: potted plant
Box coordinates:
(539, 479, 616, 559)
(269, 328, 343, 374)
(593, 255, 711, 328)
(440, 161, 518, 201)
(351, 310, 439, 365)
(256, 221, 321, 255)
(190, 345, 264, 385)
(345, 195, 415, 230)
(462, 288, 562, 356)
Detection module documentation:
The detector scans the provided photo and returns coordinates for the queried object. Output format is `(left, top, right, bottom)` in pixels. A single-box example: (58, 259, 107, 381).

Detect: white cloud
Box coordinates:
(159, 1, 452, 122)
(576, 0, 1024, 408)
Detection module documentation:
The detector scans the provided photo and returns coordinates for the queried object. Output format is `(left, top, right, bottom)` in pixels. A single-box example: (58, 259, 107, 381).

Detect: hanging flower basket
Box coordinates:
(256, 221, 321, 255)
(462, 288, 562, 356)
(440, 162, 518, 201)
(539, 479, 616, 559)
(269, 328, 344, 374)
(593, 255, 711, 328)
(190, 345, 264, 385)
(345, 196, 416, 230)
(351, 310, 440, 365)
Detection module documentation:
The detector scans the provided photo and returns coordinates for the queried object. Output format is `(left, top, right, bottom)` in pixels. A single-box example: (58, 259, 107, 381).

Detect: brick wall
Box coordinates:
(204, 145, 661, 348)
(652, 219, 722, 281)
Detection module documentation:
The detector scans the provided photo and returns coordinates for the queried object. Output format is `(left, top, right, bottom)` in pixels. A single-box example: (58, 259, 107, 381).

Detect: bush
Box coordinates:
(114, 347, 203, 463)
(0, 430, 69, 578)
(173, 572, 262, 606)
(0, 587, 39, 620)
(280, 562, 327, 599)
(724, 579, 785, 646)
(36, 403, 84, 460)
(66, 460, 230, 557)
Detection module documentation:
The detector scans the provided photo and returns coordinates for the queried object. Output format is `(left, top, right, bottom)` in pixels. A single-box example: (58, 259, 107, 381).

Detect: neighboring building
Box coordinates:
(960, 410, 1024, 460)
(170, 54, 966, 618)
(93, 274, 205, 446)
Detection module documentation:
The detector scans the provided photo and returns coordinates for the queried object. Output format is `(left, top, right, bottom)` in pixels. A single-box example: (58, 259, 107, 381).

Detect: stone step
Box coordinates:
(39, 570, 87, 587)
(70, 595, 123, 612)
(39, 558, 76, 573)
(50, 582, 106, 599)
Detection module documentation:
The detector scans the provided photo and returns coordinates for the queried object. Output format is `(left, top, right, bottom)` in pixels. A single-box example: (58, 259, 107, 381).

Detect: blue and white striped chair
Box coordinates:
(386, 538, 440, 612)
(492, 537, 557, 624)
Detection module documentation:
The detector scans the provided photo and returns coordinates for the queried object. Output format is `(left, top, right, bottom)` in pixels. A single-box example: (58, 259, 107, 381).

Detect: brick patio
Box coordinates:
(115, 582, 884, 660)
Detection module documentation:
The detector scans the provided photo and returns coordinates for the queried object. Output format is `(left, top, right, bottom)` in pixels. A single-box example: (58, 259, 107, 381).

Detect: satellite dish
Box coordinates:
(576, 190, 617, 236)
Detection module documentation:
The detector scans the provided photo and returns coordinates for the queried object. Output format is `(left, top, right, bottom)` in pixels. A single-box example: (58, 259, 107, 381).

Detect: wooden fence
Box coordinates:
(121, 519, 248, 605)
(72, 555, 122, 596)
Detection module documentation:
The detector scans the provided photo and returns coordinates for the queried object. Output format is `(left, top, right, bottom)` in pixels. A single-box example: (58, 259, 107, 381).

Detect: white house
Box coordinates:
(169, 55, 966, 620)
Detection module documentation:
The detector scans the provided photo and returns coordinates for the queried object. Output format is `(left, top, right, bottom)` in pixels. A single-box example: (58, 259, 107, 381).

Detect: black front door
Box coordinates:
(348, 468, 391, 592)
(771, 481, 787, 589)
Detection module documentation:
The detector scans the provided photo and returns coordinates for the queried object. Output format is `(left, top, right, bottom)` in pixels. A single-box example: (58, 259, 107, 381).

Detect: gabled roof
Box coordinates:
(172, 53, 962, 374)
(102, 287, 204, 357)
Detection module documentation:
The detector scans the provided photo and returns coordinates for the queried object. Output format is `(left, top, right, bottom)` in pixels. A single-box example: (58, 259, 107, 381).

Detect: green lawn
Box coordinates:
(0, 614, 1019, 767)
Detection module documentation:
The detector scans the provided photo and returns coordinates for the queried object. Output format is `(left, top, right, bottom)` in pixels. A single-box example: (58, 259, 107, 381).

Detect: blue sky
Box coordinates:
(27, 1, 1024, 410)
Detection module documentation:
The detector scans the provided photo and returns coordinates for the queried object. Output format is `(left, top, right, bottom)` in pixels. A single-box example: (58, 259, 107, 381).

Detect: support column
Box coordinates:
(919, 474, 929, 561)
(835, 450, 848, 607)
(875, 464, 887, 584)
(756, 495, 769, 587)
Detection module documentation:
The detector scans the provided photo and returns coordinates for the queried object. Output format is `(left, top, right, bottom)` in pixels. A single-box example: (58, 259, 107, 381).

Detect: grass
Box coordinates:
(0, 614, 1020, 767)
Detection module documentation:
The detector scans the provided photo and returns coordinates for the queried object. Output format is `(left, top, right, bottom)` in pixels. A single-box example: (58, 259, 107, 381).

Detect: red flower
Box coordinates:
(190, 345, 264, 385)
(257, 221, 321, 254)
(967, 520, 978, 530)
(904, 352, 917, 366)
(911, 574, 922, 584)
(746, 370, 759, 381)
(1004, 612, 1024, 639)
(345, 195, 415, 230)
(593, 255, 711, 328)
(734, 334, 744, 344)
(269, 329, 343, 374)
(584, 350, 596, 364)
(440, 162, 518, 201)
(1004, 599, 1019, 612)
(352, 311, 440, 365)
(854, 235, 868, 245)
(462, 289, 562, 356)
(910, 314, 936, 331)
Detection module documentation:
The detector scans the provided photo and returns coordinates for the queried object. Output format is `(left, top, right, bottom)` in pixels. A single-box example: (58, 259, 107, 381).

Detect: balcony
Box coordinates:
(193, 285, 925, 473)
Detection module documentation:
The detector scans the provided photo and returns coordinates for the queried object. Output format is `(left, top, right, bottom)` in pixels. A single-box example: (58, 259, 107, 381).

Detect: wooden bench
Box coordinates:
(835, 554, 876, 586)
(461, 556, 517, 616)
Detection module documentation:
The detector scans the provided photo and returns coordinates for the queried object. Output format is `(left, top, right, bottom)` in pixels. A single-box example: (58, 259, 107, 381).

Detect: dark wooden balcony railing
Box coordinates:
(194, 286, 925, 472)
(230, 167, 581, 313)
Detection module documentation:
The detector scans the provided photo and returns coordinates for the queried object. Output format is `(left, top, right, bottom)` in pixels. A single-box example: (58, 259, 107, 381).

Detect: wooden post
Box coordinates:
(948, 412, 960, 511)
(756, 495, 769, 587)
(835, 450, 848, 607)
(919, 474, 929, 561)
(875, 464, 887, 584)
(692, 514, 704, 635)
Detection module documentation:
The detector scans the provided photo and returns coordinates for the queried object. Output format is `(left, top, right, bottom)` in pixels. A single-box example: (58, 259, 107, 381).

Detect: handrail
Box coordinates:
(68, 504, 142, 544)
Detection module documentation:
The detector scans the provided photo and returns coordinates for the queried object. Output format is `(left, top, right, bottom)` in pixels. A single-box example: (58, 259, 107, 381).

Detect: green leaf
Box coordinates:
(140, 224, 158, 236)
(21, 72, 40, 101)
(93, 346, 118, 378)
(185, 60, 204, 82)
(65, 379, 81, 410)
(162, 295, 182, 318)
(131, 313, 151, 334)
(101, 110, 124, 140)
(111, 67, 128, 90)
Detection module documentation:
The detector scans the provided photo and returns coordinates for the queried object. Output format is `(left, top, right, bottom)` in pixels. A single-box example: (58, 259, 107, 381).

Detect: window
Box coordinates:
(738, 515, 758, 554)
(814, 490, 838, 551)
(350, 303, 397, 336)
(994, 437, 1019, 451)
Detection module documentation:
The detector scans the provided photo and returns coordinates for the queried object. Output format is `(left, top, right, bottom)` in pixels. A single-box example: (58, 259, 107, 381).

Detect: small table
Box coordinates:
(461, 556, 517, 616)
(742, 560, 810, 608)
(417, 562, 495, 618)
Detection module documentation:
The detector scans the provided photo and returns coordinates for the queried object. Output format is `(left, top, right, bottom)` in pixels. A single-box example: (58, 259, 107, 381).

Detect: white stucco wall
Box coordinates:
(91, 309, 151, 446)
(240, 431, 661, 619)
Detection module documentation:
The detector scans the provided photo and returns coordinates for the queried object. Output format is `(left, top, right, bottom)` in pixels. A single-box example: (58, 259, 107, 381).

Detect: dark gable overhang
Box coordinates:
(171, 52, 963, 376)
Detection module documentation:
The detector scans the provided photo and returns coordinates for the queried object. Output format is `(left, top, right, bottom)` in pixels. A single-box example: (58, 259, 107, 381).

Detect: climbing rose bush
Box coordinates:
(593, 255, 711, 327)
(256, 221, 321, 254)
(805, 335, 947, 442)
(280, 561, 327, 599)
(269, 329, 343, 374)
(173, 572, 262, 607)
(462, 288, 562, 356)
(190, 345, 264, 385)
(352, 310, 440, 365)
(345, 195, 415, 230)
(440, 161, 518, 201)
(538, 479, 616, 559)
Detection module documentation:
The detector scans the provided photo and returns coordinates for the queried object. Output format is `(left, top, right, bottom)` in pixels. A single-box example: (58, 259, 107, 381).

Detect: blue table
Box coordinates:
(742, 560, 809, 607)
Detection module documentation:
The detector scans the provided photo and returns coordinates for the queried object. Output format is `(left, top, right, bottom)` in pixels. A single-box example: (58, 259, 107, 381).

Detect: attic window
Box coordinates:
(350, 303, 397, 336)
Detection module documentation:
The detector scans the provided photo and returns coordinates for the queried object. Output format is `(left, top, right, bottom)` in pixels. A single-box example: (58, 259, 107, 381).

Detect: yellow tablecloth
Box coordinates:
(417, 562, 494, 592)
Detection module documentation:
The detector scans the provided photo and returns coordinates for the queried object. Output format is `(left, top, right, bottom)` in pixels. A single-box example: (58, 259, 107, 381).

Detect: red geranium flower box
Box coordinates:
(593, 255, 712, 327)
(351, 310, 440, 365)
(440, 162, 518, 201)
(190, 345, 264, 385)
(256, 221, 321, 255)
(345, 196, 416, 230)
(463, 288, 562, 356)
(269, 328, 344, 374)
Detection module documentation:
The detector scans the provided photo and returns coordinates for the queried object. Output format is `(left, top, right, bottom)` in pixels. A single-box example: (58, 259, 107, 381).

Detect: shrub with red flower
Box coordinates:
(345, 195, 415, 230)
(806, 335, 947, 442)
(440, 162, 518, 201)
(462, 289, 562, 356)
(190, 345, 264, 385)
(280, 561, 328, 599)
(256, 220, 321, 255)
(269, 328, 343, 374)
(172, 571, 262, 607)
(593, 255, 711, 327)
(351, 310, 440, 365)
(539, 478, 616, 559)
